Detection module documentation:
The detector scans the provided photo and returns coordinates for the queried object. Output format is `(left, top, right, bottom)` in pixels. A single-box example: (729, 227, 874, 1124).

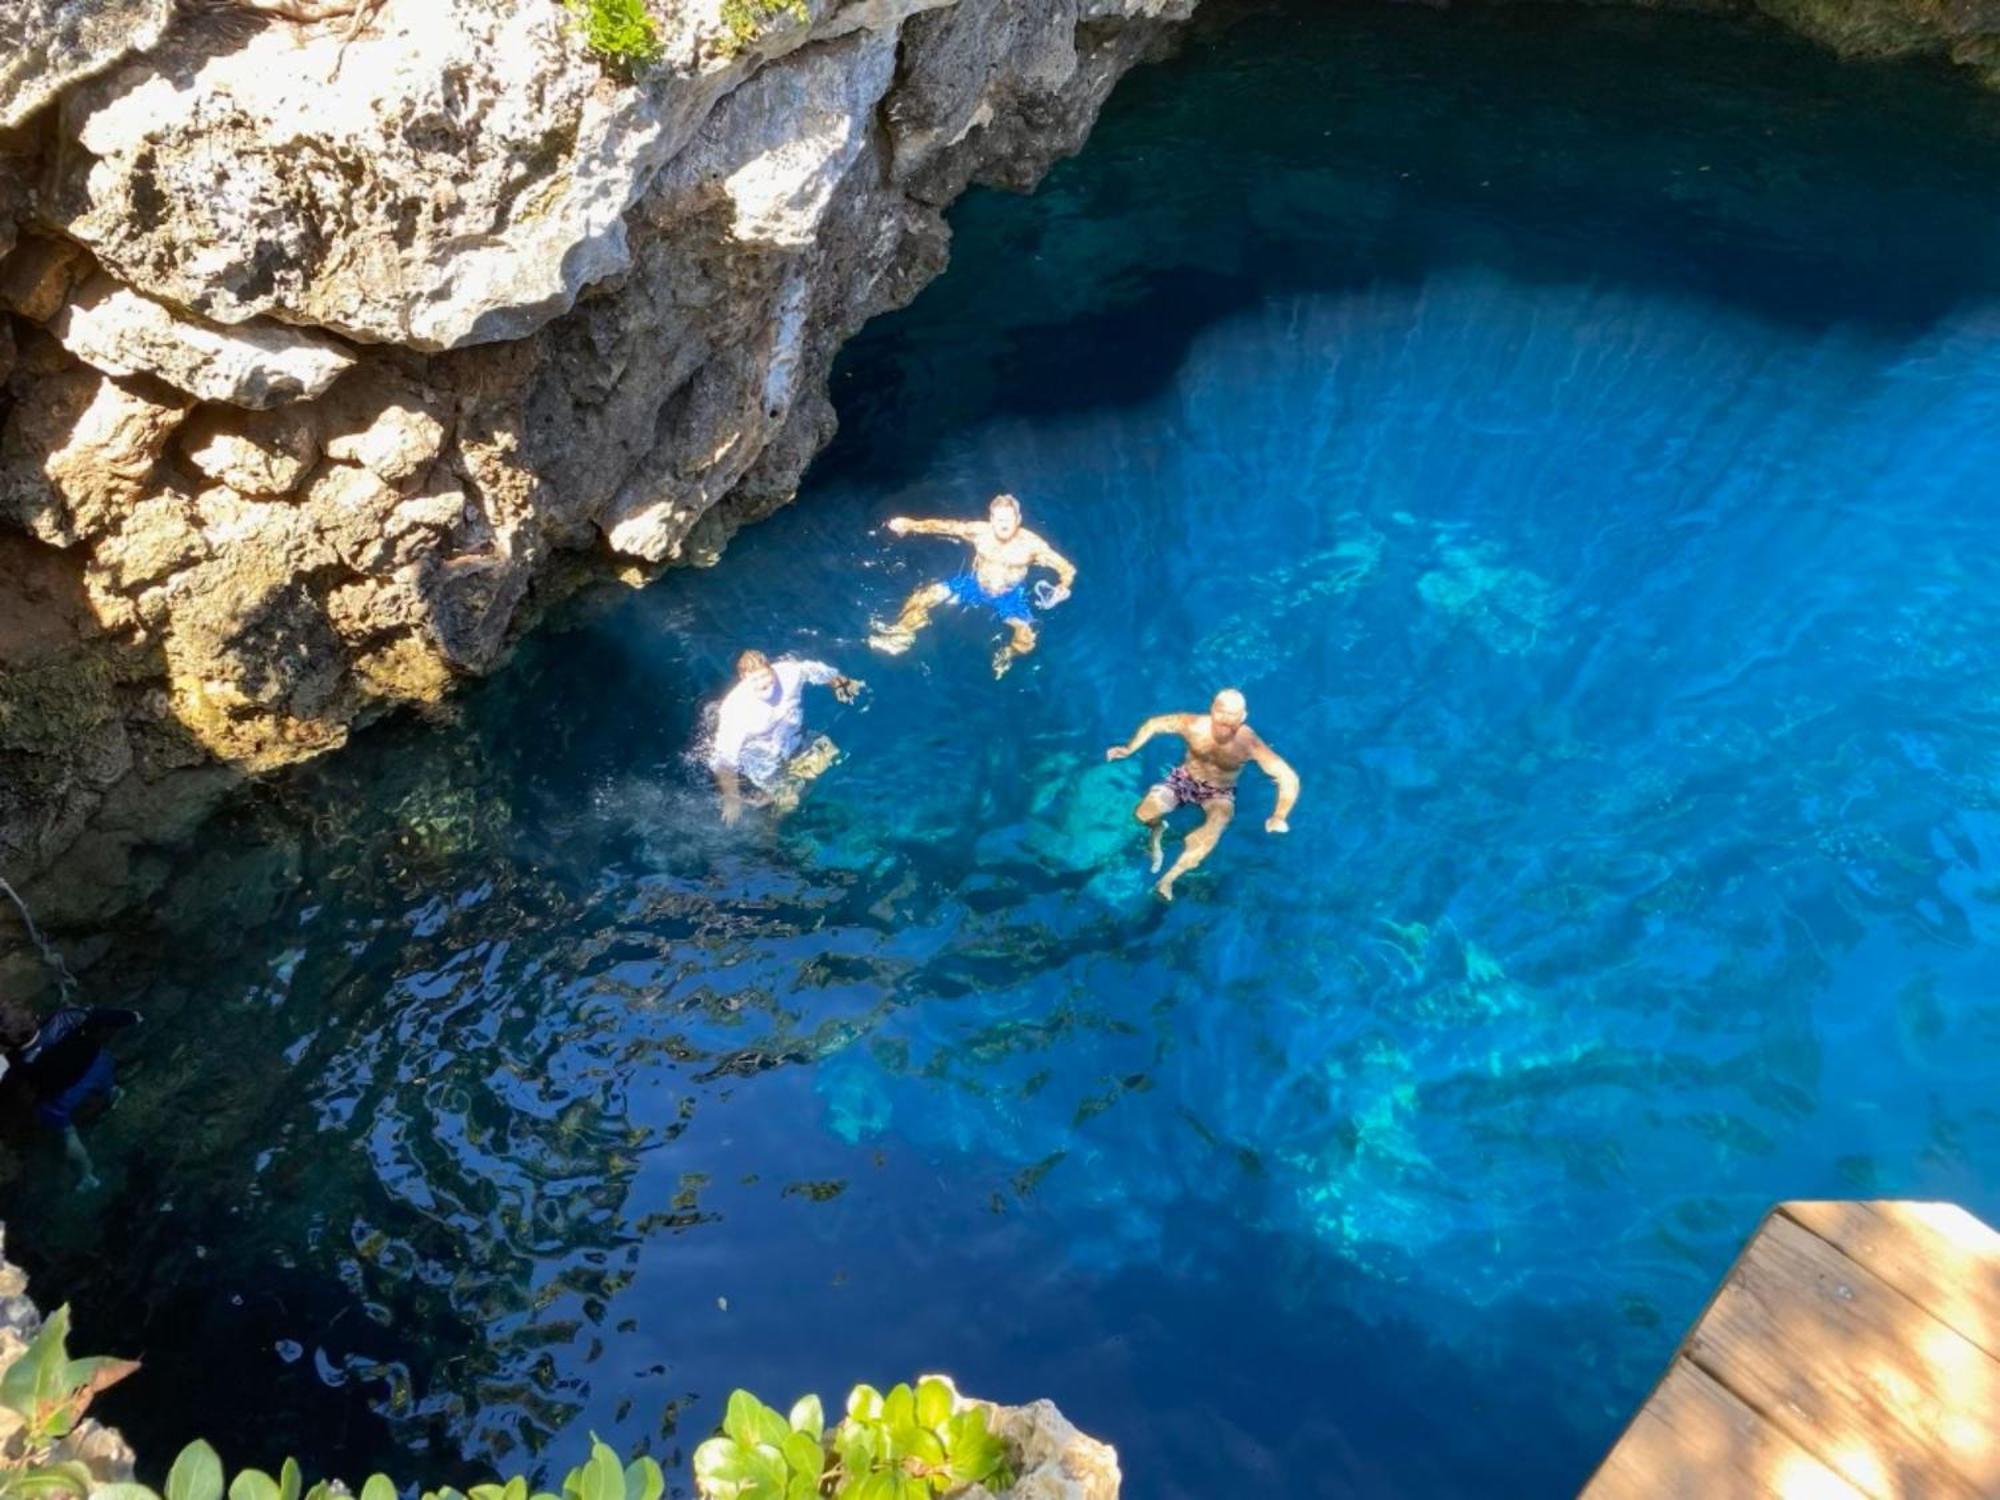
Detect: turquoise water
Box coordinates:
(13, 4, 2000, 1496)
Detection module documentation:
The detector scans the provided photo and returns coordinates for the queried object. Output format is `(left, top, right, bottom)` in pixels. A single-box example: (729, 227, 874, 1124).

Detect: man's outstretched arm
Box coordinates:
(1251, 734, 1300, 832)
(1034, 537, 1078, 598)
(1106, 714, 1189, 761)
(886, 516, 978, 538)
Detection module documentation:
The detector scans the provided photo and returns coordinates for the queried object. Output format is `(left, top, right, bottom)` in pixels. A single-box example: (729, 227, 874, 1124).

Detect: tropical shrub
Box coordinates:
(564, 0, 664, 71)
(0, 1306, 138, 1500)
(692, 1381, 1013, 1500)
(0, 1314, 1016, 1500)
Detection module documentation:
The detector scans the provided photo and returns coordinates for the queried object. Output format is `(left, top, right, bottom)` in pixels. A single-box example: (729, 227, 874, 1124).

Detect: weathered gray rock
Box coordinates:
(52, 0, 716, 351)
(52, 276, 356, 408)
(316, 371, 449, 489)
(0, 360, 188, 546)
(0, 0, 173, 130)
(0, 235, 89, 323)
(178, 404, 322, 498)
(918, 1376, 1122, 1500)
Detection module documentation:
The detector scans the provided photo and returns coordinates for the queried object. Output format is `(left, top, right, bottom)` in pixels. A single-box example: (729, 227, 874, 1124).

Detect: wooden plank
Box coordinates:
(1687, 1213, 2000, 1500)
(1582, 1359, 1866, 1500)
(1781, 1201, 2000, 1364)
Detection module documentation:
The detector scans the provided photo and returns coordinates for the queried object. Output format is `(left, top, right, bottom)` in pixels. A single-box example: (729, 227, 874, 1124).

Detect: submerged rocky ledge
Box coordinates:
(0, 0, 1993, 954)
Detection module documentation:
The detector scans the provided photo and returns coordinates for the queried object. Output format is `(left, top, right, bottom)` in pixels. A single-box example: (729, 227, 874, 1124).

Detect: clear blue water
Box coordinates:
(13, 4, 2000, 1496)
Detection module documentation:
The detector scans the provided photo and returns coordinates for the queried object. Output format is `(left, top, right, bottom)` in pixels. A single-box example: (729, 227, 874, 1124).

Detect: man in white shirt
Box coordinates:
(709, 649, 863, 824)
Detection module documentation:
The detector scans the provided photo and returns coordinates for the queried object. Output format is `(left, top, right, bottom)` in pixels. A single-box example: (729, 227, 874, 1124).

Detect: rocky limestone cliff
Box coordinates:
(0, 0, 1194, 935)
(0, 0, 1996, 943)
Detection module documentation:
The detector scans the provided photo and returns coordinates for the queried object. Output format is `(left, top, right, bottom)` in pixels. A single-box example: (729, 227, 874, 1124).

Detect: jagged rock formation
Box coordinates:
(0, 0, 1195, 931)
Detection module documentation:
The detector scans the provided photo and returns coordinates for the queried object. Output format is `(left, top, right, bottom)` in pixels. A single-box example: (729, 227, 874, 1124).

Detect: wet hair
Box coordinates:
(989, 493, 1022, 517)
(737, 650, 772, 678)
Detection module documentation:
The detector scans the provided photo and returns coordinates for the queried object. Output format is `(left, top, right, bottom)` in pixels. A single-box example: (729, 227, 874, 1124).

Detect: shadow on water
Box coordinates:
(9, 3, 2000, 1498)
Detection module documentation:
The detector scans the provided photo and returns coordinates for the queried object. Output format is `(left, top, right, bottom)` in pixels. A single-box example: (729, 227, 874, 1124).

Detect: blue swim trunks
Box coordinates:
(35, 1048, 114, 1130)
(945, 571, 1032, 623)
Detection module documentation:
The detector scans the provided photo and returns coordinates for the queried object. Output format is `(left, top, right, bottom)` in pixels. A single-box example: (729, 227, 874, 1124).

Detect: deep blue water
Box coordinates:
(13, 4, 2000, 1497)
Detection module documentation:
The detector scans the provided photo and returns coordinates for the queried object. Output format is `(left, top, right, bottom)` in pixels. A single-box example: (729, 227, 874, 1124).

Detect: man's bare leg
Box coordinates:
(993, 619, 1037, 678)
(871, 582, 951, 655)
(1134, 788, 1175, 873)
(1156, 802, 1234, 903)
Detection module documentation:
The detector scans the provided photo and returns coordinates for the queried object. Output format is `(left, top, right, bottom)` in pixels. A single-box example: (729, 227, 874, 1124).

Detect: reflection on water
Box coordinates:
(12, 4, 2000, 1497)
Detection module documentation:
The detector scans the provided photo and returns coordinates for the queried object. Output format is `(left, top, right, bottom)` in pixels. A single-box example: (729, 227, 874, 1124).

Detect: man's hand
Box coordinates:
(886, 517, 912, 536)
(721, 795, 744, 827)
(833, 675, 864, 704)
(1105, 745, 1133, 762)
(1041, 583, 1072, 608)
(1265, 816, 1290, 834)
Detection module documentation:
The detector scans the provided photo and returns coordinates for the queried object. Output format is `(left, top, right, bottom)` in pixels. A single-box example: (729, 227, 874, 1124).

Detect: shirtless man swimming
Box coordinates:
(1105, 689, 1300, 902)
(870, 493, 1077, 677)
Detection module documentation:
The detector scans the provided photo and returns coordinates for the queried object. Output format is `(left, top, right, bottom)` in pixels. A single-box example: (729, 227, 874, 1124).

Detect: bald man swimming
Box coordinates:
(1105, 689, 1301, 901)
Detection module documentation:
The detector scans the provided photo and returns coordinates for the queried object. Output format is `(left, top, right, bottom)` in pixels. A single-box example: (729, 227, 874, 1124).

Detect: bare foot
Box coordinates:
(1148, 825, 1165, 874)
(1153, 874, 1176, 903)
(869, 628, 913, 656)
(992, 648, 1015, 679)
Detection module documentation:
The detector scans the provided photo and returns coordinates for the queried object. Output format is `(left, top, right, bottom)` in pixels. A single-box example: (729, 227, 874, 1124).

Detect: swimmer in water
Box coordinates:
(870, 493, 1077, 677)
(1105, 688, 1300, 902)
(709, 650, 863, 826)
(0, 1002, 141, 1191)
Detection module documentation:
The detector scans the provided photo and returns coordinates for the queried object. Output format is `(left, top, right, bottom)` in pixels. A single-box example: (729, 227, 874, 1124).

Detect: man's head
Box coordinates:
(1210, 688, 1247, 740)
(736, 649, 778, 698)
(988, 493, 1022, 541)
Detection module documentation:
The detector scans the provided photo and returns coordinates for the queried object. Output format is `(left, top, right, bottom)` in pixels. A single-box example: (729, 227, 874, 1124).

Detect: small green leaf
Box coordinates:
(787, 1394, 824, 1442)
(850, 1477, 896, 1500)
(94, 1485, 164, 1500)
(503, 1479, 528, 1500)
(0, 1307, 72, 1423)
(912, 1380, 951, 1432)
(577, 1436, 624, 1500)
(302, 1482, 332, 1500)
(845, 1385, 884, 1423)
(277, 1458, 302, 1500)
(468, 1488, 505, 1500)
(14, 1463, 95, 1498)
(359, 1475, 397, 1500)
(167, 1442, 227, 1500)
(779, 1431, 821, 1484)
(880, 1385, 914, 1433)
(693, 1438, 742, 1484)
(621, 1458, 662, 1500)
(229, 1470, 282, 1500)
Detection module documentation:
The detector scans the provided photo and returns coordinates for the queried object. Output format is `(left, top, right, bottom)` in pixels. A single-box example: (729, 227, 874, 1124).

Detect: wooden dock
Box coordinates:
(1582, 1200, 2000, 1500)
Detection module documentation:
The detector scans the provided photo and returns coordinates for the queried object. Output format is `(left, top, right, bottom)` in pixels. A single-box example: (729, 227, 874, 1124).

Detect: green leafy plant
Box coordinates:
(0, 1319, 1012, 1500)
(0, 1307, 140, 1500)
(692, 1380, 1013, 1500)
(718, 0, 809, 56)
(564, 0, 664, 71)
